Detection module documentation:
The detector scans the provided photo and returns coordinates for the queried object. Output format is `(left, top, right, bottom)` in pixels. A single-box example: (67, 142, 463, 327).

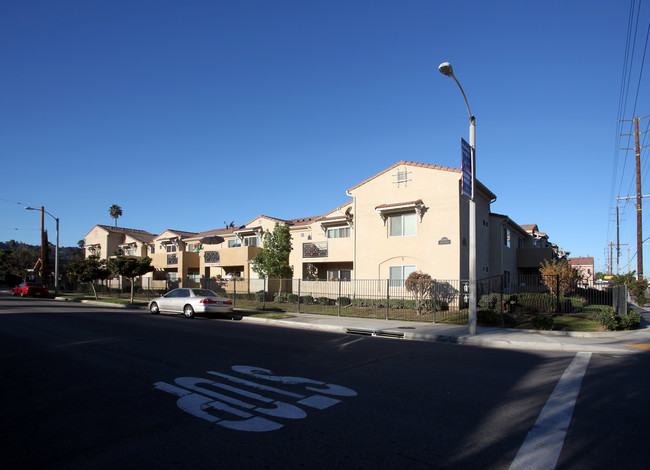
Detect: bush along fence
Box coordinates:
(73, 274, 632, 327)
(481, 274, 628, 316)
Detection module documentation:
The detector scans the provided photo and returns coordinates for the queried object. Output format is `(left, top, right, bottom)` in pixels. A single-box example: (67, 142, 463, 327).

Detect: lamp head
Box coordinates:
(438, 62, 454, 77)
(24, 206, 36, 211)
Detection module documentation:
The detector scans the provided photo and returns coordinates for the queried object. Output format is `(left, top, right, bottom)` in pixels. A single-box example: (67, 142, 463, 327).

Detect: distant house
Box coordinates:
(569, 256, 595, 284)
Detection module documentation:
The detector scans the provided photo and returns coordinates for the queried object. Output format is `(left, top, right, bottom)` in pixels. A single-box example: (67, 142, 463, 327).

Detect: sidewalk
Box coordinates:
(233, 305, 650, 354)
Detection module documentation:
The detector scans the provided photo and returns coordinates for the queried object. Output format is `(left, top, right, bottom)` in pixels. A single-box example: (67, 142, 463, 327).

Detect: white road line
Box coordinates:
(510, 352, 592, 470)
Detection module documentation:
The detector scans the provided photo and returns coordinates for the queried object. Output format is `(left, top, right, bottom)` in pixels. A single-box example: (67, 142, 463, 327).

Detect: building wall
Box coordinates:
(349, 164, 464, 280)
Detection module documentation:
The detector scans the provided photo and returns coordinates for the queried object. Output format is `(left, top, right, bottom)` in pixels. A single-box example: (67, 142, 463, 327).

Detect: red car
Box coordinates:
(13, 282, 49, 297)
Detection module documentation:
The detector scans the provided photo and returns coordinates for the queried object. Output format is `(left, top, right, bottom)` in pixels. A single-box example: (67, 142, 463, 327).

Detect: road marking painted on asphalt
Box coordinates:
(624, 344, 650, 350)
(509, 352, 592, 470)
(155, 365, 356, 432)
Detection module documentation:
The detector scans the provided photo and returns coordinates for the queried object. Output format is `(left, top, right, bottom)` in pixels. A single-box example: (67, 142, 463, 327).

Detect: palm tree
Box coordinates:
(109, 204, 123, 227)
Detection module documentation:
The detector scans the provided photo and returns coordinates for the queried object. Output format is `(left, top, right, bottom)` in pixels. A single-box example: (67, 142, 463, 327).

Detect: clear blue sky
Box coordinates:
(0, 1, 645, 274)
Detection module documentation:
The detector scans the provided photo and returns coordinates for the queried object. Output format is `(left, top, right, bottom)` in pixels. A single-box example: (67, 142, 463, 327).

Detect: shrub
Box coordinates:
(599, 308, 642, 331)
(254, 290, 267, 302)
(338, 296, 351, 306)
(316, 297, 331, 305)
(621, 310, 642, 329)
(531, 314, 554, 330)
(477, 309, 502, 326)
(302, 295, 315, 305)
(274, 292, 288, 303)
(478, 293, 500, 310)
(287, 293, 299, 303)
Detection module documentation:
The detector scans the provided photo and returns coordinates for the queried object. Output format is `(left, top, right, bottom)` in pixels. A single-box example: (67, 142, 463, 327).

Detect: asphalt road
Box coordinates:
(1, 296, 649, 469)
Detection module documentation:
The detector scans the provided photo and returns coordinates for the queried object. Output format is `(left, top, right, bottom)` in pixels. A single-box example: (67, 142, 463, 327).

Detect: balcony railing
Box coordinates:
(303, 242, 328, 258)
(204, 251, 220, 264)
(167, 254, 178, 265)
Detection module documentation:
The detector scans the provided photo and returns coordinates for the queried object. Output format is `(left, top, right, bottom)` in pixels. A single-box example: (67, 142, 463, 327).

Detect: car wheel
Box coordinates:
(150, 302, 160, 315)
(183, 305, 195, 319)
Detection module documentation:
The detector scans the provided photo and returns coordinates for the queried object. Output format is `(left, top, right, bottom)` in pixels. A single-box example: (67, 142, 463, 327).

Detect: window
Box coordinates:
(326, 269, 351, 281)
(482, 266, 489, 273)
(167, 254, 178, 265)
(483, 219, 489, 227)
(167, 272, 178, 281)
(389, 265, 417, 287)
(123, 246, 136, 256)
(228, 239, 241, 248)
(389, 213, 416, 237)
(504, 270, 511, 291)
(165, 244, 177, 253)
(504, 228, 511, 247)
(149, 246, 155, 255)
(327, 227, 350, 238)
(243, 236, 259, 247)
(187, 243, 200, 252)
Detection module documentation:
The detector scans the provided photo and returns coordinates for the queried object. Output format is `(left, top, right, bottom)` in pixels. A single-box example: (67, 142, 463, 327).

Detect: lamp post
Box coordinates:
(438, 61, 477, 335)
(25, 206, 59, 296)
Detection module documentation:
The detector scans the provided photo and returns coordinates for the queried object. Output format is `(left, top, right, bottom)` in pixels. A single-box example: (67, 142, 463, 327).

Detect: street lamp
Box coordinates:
(25, 206, 59, 297)
(438, 61, 477, 335)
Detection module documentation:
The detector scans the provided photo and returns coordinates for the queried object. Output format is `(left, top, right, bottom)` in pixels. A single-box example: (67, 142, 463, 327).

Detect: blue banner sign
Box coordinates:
(461, 138, 473, 199)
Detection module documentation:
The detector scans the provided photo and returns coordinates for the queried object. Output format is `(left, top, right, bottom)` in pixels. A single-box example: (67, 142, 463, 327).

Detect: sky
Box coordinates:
(0, 0, 647, 274)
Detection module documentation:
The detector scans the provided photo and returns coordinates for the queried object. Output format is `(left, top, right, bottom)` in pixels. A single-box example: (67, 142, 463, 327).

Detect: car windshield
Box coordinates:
(192, 289, 217, 297)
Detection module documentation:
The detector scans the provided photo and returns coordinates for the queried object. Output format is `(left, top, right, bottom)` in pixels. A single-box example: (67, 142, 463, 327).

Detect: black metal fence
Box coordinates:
(70, 274, 627, 324)
(479, 274, 626, 316)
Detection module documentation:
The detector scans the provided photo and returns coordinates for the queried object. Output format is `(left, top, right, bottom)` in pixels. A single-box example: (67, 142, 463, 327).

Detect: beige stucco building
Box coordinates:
(84, 160, 562, 291)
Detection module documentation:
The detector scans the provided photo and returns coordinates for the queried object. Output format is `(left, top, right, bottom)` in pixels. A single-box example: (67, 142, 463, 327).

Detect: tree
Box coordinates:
(539, 259, 582, 297)
(77, 240, 85, 249)
(610, 271, 636, 286)
(405, 271, 434, 315)
(106, 254, 154, 303)
(66, 256, 110, 299)
(8, 245, 38, 282)
(109, 204, 123, 227)
(251, 223, 293, 292)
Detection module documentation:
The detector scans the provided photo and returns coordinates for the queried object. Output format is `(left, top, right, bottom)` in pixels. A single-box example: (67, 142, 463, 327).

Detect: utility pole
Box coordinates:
(635, 116, 643, 279)
(619, 115, 650, 279)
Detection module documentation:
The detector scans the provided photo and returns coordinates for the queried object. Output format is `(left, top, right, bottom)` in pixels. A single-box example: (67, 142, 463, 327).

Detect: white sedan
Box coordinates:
(148, 288, 233, 318)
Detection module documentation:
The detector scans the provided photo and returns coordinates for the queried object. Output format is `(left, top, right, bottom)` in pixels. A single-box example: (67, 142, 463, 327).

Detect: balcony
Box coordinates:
(303, 242, 328, 258)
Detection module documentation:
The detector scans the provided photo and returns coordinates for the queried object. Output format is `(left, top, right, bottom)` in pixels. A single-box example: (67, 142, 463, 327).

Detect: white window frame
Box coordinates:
(327, 227, 350, 239)
(243, 235, 259, 247)
(389, 213, 416, 237)
(389, 265, 417, 287)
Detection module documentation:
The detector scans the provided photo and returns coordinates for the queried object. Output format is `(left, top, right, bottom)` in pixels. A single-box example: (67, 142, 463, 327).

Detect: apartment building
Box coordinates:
(84, 160, 560, 289)
(84, 225, 156, 260)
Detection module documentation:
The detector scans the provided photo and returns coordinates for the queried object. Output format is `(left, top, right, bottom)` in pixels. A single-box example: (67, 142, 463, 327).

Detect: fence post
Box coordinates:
(338, 279, 342, 317)
(500, 274, 504, 315)
(432, 279, 437, 324)
(233, 279, 237, 309)
(263, 278, 267, 310)
(556, 274, 560, 313)
(386, 279, 390, 320)
(297, 279, 301, 314)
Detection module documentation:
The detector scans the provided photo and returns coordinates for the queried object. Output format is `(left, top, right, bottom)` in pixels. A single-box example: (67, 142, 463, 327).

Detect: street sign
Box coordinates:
(461, 138, 473, 199)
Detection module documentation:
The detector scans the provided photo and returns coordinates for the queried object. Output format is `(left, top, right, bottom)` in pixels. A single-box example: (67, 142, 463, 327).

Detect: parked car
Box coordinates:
(148, 288, 233, 319)
(13, 282, 49, 297)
